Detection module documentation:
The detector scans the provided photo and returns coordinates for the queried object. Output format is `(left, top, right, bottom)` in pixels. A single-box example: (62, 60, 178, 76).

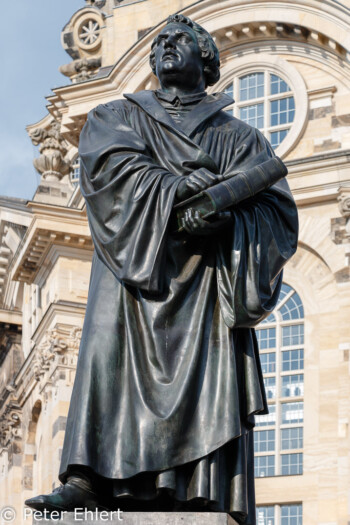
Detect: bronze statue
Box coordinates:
(26, 14, 298, 523)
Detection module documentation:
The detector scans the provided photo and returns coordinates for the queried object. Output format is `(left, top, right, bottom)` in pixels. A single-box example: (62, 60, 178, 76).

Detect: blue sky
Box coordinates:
(0, 1, 84, 200)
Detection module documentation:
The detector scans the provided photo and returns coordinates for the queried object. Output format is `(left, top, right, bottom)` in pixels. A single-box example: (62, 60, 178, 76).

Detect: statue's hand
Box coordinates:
(176, 169, 221, 201)
(181, 209, 232, 236)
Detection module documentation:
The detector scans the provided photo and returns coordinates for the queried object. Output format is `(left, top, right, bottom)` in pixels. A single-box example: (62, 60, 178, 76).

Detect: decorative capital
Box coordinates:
(29, 120, 70, 182)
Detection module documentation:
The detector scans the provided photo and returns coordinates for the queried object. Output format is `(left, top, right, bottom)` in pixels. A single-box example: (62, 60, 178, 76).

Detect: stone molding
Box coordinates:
(213, 20, 348, 61)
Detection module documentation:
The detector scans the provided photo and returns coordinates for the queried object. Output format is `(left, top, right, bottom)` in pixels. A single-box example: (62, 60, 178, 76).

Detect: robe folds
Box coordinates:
(59, 91, 298, 522)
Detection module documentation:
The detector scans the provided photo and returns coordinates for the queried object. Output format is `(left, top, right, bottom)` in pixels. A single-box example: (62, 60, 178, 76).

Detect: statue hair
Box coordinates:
(149, 14, 220, 87)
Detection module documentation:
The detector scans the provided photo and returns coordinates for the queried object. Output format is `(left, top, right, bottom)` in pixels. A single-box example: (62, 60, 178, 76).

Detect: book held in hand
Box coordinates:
(172, 156, 288, 233)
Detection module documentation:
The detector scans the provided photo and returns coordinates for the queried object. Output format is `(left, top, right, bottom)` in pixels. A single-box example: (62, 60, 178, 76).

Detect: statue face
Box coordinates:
(154, 23, 205, 90)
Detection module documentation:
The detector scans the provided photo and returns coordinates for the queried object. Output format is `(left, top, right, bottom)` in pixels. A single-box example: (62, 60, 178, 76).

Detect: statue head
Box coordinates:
(149, 14, 220, 90)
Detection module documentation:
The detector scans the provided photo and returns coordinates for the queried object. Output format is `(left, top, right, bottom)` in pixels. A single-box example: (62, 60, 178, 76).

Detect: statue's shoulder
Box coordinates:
(86, 98, 141, 125)
(101, 98, 135, 113)
(206, 92, 255, 135)
(212, 108, 256, 136)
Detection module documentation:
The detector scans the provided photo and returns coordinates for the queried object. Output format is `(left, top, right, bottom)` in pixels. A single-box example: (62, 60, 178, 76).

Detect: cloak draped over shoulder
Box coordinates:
(59, 91, 298, 522)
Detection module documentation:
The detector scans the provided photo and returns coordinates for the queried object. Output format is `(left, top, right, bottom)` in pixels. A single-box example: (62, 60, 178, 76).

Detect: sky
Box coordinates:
(0, 1, 85, 200)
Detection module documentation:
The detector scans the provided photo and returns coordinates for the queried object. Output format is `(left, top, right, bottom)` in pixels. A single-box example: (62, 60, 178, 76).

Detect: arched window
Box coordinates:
(254, 283, 304, 478)
(224, 72, 295, 149)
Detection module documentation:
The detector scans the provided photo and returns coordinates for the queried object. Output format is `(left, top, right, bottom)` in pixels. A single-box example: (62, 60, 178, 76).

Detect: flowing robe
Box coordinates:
(59, 91, 298, 521)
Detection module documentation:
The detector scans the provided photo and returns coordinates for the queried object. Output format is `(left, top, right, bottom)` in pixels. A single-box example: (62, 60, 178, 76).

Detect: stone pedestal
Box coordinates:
(32, 511, 238, 524)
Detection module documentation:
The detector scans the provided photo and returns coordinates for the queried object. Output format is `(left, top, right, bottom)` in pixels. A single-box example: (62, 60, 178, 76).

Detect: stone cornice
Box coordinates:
(286, 149, 350, 173)
(283, 151, 350, 206)
(10, 203, 92, 285)
(0, 310, 22, 325)
(31, 300, 86, 347)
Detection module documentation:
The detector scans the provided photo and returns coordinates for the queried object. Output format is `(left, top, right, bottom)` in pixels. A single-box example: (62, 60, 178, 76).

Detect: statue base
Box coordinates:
(32, 511, 238, 524)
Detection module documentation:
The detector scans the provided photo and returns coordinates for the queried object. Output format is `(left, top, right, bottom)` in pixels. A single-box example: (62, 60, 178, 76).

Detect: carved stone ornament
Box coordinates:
(33, 327, 81, 381)
(61, 7, 104, 77)
(29, 120, 71, 182)
(0, 404, 22, 450)
(33, 329, 69, 381)
(85, 0, 106, 7)
(331, 188, 350, 272)
(338, 187, 350, 218)
(59, 56, 102, 83)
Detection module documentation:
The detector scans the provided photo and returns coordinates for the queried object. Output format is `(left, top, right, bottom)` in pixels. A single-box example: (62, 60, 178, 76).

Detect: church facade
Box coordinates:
(0, 1, 350, 523)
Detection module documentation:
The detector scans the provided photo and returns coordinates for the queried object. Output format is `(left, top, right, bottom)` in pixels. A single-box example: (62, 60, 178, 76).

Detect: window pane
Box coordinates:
(281, 427, 303, 450)
(282, 349, 304, 371)
(260, 352, 276, 373)
(282, 402, 304, 424)
(224, 82, 234, 98)
(256, 506, 275, 525)
(282, 325, 304, 346)
(270, 74, 291, 95)
(240, 73, 264, 101)
(254, 430, 275, 452)
(278, 283, 293, 302)
(280, 293, 304, 320)
(255, 455, 275, 477)
(281, 504, 302, 525)
(282, 374, 304, 397)
(261, 313, 276, 325)
(240, 103, 264, 129)
(264, 376, 276, 399)
(70, 156, 81, 187)
(256, 405, 276, 427)
(256, 328, 276, 349)
(270, 96, 295, 126)
(281, 453, 303, 475)
(270, 129, 288, 149)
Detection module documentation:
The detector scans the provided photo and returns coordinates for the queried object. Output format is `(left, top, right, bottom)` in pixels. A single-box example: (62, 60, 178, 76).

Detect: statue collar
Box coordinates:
(155, 89, 207, 106)
(124, 90, 234, 138)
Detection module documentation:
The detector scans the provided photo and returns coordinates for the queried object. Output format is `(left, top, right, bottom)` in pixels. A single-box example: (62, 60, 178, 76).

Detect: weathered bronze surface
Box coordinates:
(27, 14, 298, 524)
